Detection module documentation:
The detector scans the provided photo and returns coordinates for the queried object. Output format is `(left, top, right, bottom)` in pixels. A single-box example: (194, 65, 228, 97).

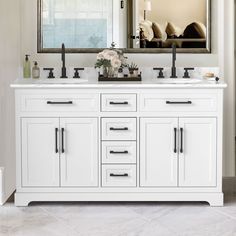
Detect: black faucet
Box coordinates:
(170, 43, 177, 78)
(61, 43, 67, 78)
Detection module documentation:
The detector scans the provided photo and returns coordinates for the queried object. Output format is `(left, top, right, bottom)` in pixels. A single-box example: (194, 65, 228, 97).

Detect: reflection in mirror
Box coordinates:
(37, 0, 211, 53)
(131, 0, 210, 51)
(41, 0, 114, 49)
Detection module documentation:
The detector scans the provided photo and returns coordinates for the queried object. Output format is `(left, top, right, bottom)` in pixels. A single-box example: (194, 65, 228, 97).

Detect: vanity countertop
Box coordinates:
(11, 78, 227, 89)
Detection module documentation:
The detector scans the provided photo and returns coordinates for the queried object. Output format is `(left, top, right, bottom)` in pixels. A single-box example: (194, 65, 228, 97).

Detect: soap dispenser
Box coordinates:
(23, 55, 31, 78)
(32, 61, 40, 79)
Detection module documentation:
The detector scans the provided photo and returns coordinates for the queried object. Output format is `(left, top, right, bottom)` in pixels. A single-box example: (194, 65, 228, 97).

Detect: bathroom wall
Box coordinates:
(0, 0, 20, 203)
(0, 0, 233, 177)
(21, 0, 220, 68)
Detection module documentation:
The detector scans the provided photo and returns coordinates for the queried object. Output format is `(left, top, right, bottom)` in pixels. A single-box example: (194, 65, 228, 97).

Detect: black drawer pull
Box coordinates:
(47, 101, 73, 105)
(61, 128, 65, 154)
(174, 128, 177, 153)
(110, 127, 129, 131)
(110, 151, 129, 154)
(110, 101, 129, 105)
(55, 128, 59, 154)
(166, 101, 192, 105)
(180, 128, 184, 153)
(110, 173, 129, 177)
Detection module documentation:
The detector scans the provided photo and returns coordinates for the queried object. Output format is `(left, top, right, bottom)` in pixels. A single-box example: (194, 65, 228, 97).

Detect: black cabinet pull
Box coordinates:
(61, 128, 65, 154)
(174, 128, 177, 153)
(110, 127, 129, 131)
(110, 151, 129, 154)
(166, 101, 192, 105)
(47, 101, 73, 105)
(55, 128, 59, 154)
(110, 173, 129, 177)
(110, 101, 129, 105)
(180, 128, 184, 153)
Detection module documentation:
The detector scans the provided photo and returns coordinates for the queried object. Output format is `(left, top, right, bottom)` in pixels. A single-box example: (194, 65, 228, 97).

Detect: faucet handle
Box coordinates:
(183, 68, 194, 78)
(153, 68, 165, 78)
(43, 68, 55, 78)
(73, 68, 84, 79)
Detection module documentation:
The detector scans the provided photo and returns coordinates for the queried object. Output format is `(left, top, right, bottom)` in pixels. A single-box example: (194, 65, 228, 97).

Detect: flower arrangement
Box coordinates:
(95, 47, 127, 77)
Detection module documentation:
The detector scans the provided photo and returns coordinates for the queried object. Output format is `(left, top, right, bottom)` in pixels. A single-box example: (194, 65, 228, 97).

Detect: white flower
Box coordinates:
(111, 58, 122, 68)
(102, 49, 118, 60)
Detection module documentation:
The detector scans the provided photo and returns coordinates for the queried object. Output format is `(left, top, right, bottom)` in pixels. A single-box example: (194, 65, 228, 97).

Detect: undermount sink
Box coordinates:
(36, 79, 88, 84)
(156, 78, 203, 84)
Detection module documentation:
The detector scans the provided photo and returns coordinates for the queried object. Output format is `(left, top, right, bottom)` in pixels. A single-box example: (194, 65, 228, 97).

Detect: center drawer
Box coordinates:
(101, 94, 137, 112)
(102, 165, 137, 187)
(102, 141, 137, 164)
(101, 118, 137, 141)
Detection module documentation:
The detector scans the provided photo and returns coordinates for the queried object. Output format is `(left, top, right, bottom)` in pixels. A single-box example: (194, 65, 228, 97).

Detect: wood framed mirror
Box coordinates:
(37, 0, 211, 53)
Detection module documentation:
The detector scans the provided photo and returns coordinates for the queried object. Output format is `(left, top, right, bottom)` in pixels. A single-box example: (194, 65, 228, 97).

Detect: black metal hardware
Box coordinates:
(61, 43, 68, 78)
(73, 68, 84, 78)
(110, 173, 129, 177)
(180, 128, 184, 153)
(55, 128, 59, 153)
(43, 68, 55, 78)
(47, 101, 73, 105)
(166, 101, 192, 105)
(174, 128, 177, 153)
(110, 101, 129, 105)
(110, 127, 129, 131)
(131, 35, 140, 39)
(110, 151, 129, 154)
(215, 77, 220, 82)
(61, 128, 65, 154)
(153, 68, 165, 78)
(170, 44, 178, 78)
(183, 68, 195, 78)
(121, 0, 124, 8)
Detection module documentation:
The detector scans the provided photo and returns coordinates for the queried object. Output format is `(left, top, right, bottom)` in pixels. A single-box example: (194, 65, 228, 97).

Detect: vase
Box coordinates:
(103, 67, 115, 78)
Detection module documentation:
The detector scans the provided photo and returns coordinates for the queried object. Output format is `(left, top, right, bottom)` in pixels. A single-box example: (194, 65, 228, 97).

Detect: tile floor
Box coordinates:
(0, 195, 236, 236)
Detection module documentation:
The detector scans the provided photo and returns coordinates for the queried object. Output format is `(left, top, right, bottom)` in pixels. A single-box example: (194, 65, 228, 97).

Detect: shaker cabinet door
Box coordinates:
(21, 118, 60, 187)
(140, 118, 178, 187)
(178, 118, 217, 187)
(60, 118, 98, 187)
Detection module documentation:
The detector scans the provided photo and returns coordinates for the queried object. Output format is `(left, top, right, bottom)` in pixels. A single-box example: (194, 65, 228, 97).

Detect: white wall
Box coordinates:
(222, 0, 235, 177)
(0, 0, 20, 204)
(4, 0, 233, 177)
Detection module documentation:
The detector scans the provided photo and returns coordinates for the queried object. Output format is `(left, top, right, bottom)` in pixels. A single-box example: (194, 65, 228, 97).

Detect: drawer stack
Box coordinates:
(101, 94, 137, 187)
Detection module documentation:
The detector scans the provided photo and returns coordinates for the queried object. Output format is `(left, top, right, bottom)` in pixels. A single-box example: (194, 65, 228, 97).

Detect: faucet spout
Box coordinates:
(61, 43, 67, 78)
(170, 43, 177, 78)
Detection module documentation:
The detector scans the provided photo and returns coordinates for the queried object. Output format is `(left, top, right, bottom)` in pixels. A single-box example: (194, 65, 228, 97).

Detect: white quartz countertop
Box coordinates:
(11, 78, 227, 89)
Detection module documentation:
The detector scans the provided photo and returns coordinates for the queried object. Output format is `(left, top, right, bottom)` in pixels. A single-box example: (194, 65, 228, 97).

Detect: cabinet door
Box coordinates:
(60, 118, 98, 187)
(140, 118, 178, 187)
(22, 118, 60, 187)
(179, 118, 217, 187)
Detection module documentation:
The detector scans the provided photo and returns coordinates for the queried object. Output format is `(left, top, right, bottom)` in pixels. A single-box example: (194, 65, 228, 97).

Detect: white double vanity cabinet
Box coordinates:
(11, 80, 226, 206)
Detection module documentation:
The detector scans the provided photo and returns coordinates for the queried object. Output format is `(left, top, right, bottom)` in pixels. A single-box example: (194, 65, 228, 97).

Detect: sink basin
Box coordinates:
(156, 78, 203, 84)
(36, 79, 89, 84)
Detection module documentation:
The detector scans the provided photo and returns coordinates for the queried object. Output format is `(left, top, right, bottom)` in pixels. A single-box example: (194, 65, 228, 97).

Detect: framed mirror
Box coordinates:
(38, 0, 211, 53)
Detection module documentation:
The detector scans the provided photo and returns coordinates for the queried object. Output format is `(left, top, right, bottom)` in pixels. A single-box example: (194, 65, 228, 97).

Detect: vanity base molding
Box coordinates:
(15, 192, 224, 207)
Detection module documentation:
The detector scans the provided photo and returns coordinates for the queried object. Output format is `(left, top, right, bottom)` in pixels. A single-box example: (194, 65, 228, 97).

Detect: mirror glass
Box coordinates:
(38, 0, 211, 53)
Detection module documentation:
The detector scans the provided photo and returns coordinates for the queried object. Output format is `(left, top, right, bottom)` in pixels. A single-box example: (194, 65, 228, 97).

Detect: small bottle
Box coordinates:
(23, 55, 31, 78)
(32, 61, 40, 79)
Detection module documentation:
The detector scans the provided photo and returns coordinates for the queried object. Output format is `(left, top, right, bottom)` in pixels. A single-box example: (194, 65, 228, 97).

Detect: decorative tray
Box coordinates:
(98, 73, 142, 82)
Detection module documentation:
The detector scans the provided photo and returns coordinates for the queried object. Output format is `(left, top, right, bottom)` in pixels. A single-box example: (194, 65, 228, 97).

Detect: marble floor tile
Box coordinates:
(0, 197, 236, 236)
